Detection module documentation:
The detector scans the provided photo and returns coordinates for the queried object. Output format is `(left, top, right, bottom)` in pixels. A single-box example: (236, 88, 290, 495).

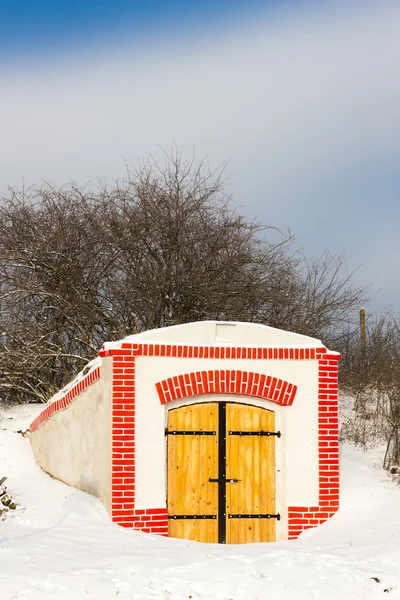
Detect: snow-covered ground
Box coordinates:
(1, 403, 400, 600)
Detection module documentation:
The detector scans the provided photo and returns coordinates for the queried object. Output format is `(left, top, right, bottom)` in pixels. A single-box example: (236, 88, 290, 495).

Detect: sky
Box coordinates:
(1, 0, 400, 315)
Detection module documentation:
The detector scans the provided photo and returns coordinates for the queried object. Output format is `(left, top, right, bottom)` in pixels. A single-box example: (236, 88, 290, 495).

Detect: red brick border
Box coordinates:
(111, 354, 136, 528)
(100, 343, 322, 360)
(30, 366, 101, 433)
(155, 370, 297, 406)
(101, 342, 340, 539)
(288, 353, 340, 538)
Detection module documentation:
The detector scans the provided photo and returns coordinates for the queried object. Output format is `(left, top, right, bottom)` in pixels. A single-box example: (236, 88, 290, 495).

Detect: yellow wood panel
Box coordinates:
(169, 519, 217, 543)
(167, 403, 218, 543)
(225, 403, 276, 543)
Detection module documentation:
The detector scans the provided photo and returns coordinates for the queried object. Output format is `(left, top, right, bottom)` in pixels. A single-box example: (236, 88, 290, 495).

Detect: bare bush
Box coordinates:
(0, 149, 368, 403)
(267, 250, 367, 346)
(0, 186, 111, 401)
(340, 312, 400, 469)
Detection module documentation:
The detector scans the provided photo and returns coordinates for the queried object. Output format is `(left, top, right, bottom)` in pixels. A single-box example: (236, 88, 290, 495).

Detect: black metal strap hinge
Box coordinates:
(228, 513, 281, 520)
(209, 477, 241, 484)
(228, 430, 281, 437)
(165, 429, 216, 436)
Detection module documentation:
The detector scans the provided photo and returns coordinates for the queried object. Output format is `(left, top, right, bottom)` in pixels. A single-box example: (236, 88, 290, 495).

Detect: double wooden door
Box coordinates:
(167, 401, 279, 544)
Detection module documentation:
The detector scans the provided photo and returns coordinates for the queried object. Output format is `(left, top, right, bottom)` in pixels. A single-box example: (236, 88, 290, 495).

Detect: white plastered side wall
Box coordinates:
(30, 356, 113, 515)
(134, 356, 319, 542)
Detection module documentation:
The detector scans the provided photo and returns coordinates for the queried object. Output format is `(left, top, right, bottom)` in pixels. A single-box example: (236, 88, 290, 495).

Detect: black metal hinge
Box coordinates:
(228, 430, 281, 437)
(165, 429, 216, 436)
(228, 513, 281, 520)
(209, 478, 241, 484)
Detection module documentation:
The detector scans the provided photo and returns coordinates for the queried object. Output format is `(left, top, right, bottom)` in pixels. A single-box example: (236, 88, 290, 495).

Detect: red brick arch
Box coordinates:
(155, 370, 297, 406)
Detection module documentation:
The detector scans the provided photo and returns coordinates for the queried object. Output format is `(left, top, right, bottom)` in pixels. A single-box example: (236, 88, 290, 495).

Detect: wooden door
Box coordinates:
(167, 401, 278, 544)
(225, 403, 276, 544)
(167, 403, 219, 543)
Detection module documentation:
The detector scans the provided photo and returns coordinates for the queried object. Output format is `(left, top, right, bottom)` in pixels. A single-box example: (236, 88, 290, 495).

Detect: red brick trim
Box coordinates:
(288, 353, 340, 539)
(111, 355, 136, 527)
(30, 366, 101, 433)
(106, 342, 340, 537)
(110, 353, 168, 535)
(116, 508, 168, 535)
(155, 370, 297, 406)
(100, 343, 326, 360)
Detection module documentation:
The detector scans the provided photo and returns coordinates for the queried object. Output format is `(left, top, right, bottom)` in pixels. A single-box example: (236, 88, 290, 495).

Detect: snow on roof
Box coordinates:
(102, 320, 328, 351)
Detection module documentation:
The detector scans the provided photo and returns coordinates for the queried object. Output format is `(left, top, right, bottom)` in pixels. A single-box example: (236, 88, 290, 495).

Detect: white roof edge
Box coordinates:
(101, 321, 326, 351)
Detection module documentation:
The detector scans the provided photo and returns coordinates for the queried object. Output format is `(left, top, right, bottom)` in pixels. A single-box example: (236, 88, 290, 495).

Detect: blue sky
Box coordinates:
(1, 0, 280, 60)
(1, 0, 400, 314)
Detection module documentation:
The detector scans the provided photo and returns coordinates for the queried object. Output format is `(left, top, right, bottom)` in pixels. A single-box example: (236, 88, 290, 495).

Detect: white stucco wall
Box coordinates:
(30, 356, 113, 515)
(134, 355, 319, 541)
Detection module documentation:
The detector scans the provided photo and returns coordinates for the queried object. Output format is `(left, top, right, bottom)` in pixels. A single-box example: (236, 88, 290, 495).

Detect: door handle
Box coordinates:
(208, 478, 241, 484)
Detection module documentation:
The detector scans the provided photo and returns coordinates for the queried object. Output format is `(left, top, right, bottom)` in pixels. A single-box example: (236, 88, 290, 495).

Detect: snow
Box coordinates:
(100, 321, 326, 351)
(1, 403, 400, 599)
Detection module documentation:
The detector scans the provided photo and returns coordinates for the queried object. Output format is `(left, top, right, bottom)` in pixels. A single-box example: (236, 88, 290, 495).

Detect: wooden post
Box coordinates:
(360, 307, 366, 362)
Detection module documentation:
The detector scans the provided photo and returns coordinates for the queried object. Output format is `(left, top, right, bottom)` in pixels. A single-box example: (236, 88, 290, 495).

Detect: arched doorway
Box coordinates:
(167, 401, 279, 544)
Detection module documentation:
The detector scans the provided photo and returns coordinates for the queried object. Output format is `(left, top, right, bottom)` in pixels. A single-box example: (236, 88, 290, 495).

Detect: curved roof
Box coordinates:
(103, 320, 326, 350)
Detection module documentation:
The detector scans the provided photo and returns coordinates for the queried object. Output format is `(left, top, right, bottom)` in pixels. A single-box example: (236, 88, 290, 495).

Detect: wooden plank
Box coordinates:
(167, 408, 177, 521)
(199, 402, 218, 543)
(167, 403, 218, 543)
(226, 403, 276, 544)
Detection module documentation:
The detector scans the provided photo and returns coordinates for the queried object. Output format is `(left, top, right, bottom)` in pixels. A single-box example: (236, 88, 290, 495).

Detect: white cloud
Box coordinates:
(1, 0, 399, 308)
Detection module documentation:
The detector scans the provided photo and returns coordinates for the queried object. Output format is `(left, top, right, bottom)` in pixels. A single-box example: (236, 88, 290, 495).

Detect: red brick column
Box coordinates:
(111, 353, 136, 527)
(317, 353, 340, 510)
(109, 349, 169, 534)
(288, 352, 340, 539)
